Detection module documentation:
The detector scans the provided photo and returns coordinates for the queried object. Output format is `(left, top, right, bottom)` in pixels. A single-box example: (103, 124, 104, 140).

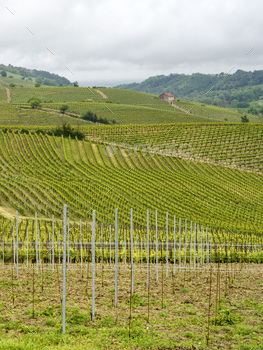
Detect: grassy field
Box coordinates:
(0, 72, 37, 87)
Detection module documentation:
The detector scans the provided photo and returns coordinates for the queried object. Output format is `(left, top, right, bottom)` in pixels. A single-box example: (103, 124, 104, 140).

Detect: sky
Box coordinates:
(0, 0, 262, 86)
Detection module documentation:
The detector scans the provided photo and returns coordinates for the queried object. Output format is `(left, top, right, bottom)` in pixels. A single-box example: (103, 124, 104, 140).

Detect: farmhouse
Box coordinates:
(159, 93, 174, 103)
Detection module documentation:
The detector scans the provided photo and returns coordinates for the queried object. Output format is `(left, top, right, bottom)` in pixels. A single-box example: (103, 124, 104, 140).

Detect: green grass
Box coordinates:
(9, 87, 103, 104)
(0, 104, 90, 126)
(0, 72, 37, 87)
(98, 87, 178, 110)
(44, 101, 213, 124)
(0, 87, 7, 102)
(175, 99, 261, 123)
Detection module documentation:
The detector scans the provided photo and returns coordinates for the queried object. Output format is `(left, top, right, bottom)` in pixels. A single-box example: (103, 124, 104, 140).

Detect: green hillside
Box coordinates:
(0, 85, 257, 126)
(0, 86, 227, 125)
(0, 72, 37, 87)
(0, 125, 262, 235)
(84, 123, 263, 173)
(115, 70, 263, 116)
(0, 63, 71, 87)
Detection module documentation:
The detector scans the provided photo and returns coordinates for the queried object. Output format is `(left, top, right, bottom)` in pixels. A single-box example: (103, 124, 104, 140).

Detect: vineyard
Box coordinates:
(0, 208, 262, 349)
(0, 127, 262, 233)
(0, 86, 262, 349)
(1, 86, 259, 126)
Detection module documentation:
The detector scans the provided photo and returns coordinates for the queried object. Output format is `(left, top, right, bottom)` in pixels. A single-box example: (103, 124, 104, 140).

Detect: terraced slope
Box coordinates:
(0, 130, 262, 234)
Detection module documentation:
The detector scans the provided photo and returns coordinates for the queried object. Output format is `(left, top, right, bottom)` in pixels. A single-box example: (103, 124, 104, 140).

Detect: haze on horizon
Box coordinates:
(0, 0, 262, 87)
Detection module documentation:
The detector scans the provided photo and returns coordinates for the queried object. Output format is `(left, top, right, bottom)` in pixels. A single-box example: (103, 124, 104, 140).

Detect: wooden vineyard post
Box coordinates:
(49, 233, 51, 267)
(38, 229, 41, 270)
(193, 222, 196, 270)
(67, 218, 70, 269)
(147, 210, 150, 288)
(179, 218, 181, 272)
(115, 208, 118, 308)
(190, 221, 192, 269)
(161, 241, 164, 309)
(2, 237, 4, 266)
(109, 224, 111, 267)
(12, 226, 15, 266)
(155, 210, 158, 282)
(129, 233, 133, 338)
(184, 218, 187, 269)
(124, 229, 127, 265)
(35, 213, 38, 275)
(101, 223, 104, 287)
(26, 228, 29, 268)
(166, 212, 168, 277)
(52, 215, 55, 272)
(92, 210, 96, 321)
(16, 211, 19, 279)
(196, 224, 199, 268)
(32, 263, 35, 318)
(147, 210, 150, 323)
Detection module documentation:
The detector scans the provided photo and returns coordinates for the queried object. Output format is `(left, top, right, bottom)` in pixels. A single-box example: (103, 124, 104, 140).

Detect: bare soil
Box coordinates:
(0, 262, 262, 349)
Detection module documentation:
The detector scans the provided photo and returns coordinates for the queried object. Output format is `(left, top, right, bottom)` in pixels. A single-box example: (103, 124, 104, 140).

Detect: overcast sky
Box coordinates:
(0, 0, 262, 86)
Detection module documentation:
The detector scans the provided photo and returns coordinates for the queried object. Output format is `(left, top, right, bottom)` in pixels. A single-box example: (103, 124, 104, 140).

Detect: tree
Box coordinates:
(60, 104, 69, 114)
(36, 77, 42, 85)
(73, 81, 79, 87)
(0, 70, 7, 77)
(28, 97, 42, 109)
(82, 110, 98, 123)
(30, 100, 42, 109)
(35, 83, 41, 87)
(241, 115, 249, 123)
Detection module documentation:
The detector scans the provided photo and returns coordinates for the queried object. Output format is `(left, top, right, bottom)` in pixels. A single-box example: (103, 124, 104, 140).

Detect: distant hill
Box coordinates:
(115, 70, 263, 116)
(0, 63, 71, 87)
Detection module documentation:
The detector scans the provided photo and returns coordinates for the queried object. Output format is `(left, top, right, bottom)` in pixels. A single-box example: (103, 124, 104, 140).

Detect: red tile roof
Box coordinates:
(160, 93, 174, 97)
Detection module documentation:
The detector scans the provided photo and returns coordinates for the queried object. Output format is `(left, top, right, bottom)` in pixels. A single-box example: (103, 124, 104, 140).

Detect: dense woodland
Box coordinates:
(116, 70, 263, 114)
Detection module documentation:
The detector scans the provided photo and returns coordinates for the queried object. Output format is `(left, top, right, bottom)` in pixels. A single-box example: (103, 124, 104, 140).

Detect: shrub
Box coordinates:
(53, 123, 85, 140)
(27, 97, 42, 109)
(0, 70, 7, 77)
(241, 115, 249, 123)
(59, 104, 69, 114)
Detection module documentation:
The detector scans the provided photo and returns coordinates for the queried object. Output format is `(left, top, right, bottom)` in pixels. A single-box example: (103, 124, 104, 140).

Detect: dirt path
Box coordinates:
(6, 88, 11, 103)
(95, 89, 108, 99)
(172, 102, 192, 113)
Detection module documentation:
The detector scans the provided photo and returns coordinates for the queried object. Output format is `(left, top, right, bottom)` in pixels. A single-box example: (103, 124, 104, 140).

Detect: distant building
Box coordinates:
(159, 93, 175, 103)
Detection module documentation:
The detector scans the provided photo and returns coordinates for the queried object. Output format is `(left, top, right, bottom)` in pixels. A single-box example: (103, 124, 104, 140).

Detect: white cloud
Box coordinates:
(0, 0, 262, 85)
